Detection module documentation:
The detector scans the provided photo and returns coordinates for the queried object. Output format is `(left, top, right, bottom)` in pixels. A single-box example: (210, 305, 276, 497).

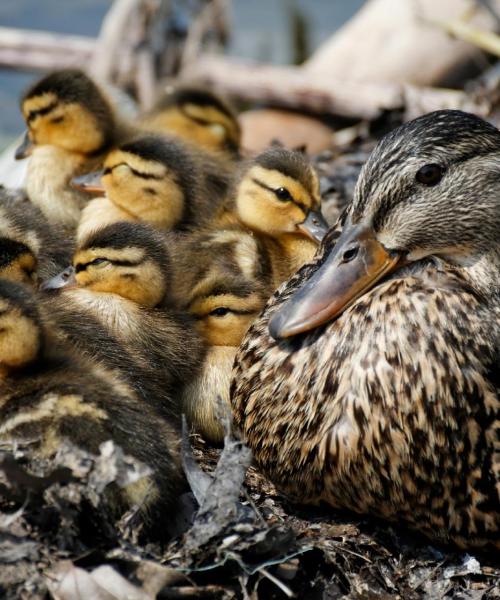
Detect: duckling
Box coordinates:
(0, 279, 184, 537)
(141, 85, 241, 157)
(42, 221, 205, 417)
(0, 189, 72, 285)
(231, 110, 500, 549)
(215, 147, 329, 287)
(171, 226, 273, 443)
(16, 69, 133, 228)
(72, 133, 234, 241)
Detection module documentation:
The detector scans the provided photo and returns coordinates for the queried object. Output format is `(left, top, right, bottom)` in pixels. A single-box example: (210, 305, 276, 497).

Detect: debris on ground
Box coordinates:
(2, 426, 498, 600)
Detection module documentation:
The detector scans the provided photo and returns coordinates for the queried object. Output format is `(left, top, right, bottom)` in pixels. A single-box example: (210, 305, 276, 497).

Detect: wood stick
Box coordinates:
(0, 27, 94, 72)
(90, 0, 141, 82)
(181, 56, 403, 120)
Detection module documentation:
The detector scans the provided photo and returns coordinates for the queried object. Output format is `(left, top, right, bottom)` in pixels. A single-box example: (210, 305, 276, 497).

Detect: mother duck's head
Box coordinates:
(270, 110, 500, 339)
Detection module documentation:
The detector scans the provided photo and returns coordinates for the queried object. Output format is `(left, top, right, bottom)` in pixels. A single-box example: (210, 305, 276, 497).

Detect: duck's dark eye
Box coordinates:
(90, 258, 108, 267)
(50, 116, 64, 124)
(415, 164, 445, 186)
(210, 307, 231, 317)
(342, 246, 359, 263)
(274, 187, 292, 202)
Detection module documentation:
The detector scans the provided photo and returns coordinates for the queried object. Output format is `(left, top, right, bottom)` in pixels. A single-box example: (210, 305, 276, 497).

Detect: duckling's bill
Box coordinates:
(71, 170, 105, 194)
(269, 223, 401, 339)
(14, 131, 34, 160)
(297, 209, 329, 243)
(41, 266, 76, 291)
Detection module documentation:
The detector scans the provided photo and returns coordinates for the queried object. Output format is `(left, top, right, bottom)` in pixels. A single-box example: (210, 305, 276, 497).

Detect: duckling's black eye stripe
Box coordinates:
(180, 106, 212, 126)
(106, 163, 163, 180)
(75, 258, 143, 273)
(0, 240, 33, 268)
(251, 178, 309, 213)
(27, 101, 58, 123)
(196, 308, 255, 319)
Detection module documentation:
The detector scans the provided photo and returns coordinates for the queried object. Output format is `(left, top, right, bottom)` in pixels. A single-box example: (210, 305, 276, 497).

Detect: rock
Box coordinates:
(239, 109, 334, 155)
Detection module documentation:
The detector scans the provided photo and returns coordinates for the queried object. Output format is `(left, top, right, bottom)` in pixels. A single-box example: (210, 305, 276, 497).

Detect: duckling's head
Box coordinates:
(175, 227, 272, 346)
(148, 86, 241, 154)
(235, 147, 328, 242)
(270, 110, 500, 338)
(73, 135, 198, 230)
(71, 222, 170, 307)
(0, 238, 37, 286)
(18, 69, 115, 157)
(0, 280, 42, 372)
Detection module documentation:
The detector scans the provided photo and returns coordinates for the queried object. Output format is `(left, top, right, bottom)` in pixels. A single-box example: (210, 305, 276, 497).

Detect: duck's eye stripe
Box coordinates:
(180, 105, 211, 126)
(109, 258, 143, 267)
(75, 258, 106, 272)
(210, 307, 231, 316)
(107, 163, 163, 180)
(75, 256, 144, 273)
(27, 101, 58, 123)
(208, 307, 256, 317)
(251, 178, 309, 212)
(0, 240, 33, 268)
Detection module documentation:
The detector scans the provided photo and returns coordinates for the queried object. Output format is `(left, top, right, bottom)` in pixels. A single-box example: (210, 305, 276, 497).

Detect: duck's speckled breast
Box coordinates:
(231, 262, 499, 548)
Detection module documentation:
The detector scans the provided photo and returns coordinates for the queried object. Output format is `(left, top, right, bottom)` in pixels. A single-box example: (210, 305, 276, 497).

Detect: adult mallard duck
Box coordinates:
(231, 110, 500, 549)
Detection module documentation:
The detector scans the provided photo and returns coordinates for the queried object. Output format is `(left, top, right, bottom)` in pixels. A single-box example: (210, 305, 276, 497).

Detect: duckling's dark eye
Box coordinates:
(50, 116, 64, 124)
(90, 258, 108, 267)
(415, 164, 445, 186)
(210, 307, 231, 317)
(342, 246, 359, 263)
(274, 187, 292, 202)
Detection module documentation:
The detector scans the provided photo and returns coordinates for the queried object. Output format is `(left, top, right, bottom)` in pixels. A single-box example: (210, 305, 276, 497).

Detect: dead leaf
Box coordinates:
(48, 561, 150, 600)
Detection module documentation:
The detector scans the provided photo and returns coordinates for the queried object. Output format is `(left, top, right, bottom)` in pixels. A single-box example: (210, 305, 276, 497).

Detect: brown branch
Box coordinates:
(90, 0, 141, 83)
(0, 27, 95, 72)
(181, 57, 404, 120)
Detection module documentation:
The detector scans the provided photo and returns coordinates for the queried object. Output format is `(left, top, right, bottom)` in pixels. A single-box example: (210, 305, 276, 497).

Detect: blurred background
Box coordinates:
(0, 0, 365, 149)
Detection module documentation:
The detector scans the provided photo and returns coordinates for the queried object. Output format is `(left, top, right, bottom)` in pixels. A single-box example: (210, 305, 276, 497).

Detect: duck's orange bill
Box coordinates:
(71, 170, 105, 194)
(268, 224, 401, 340)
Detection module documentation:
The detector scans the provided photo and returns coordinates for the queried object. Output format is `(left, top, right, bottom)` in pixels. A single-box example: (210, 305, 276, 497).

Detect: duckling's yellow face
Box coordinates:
(0, 240, 37, 287)
(0, 298, 40, 371)
(73, 246, 166, 307)
(184, 230, 269, 346)
(102, 150, 185, 229)
(22, 92, 105, 154)
(236, 164, 322, 238)
(190, 293, 264, 347)
(147, 103, 240, 154)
